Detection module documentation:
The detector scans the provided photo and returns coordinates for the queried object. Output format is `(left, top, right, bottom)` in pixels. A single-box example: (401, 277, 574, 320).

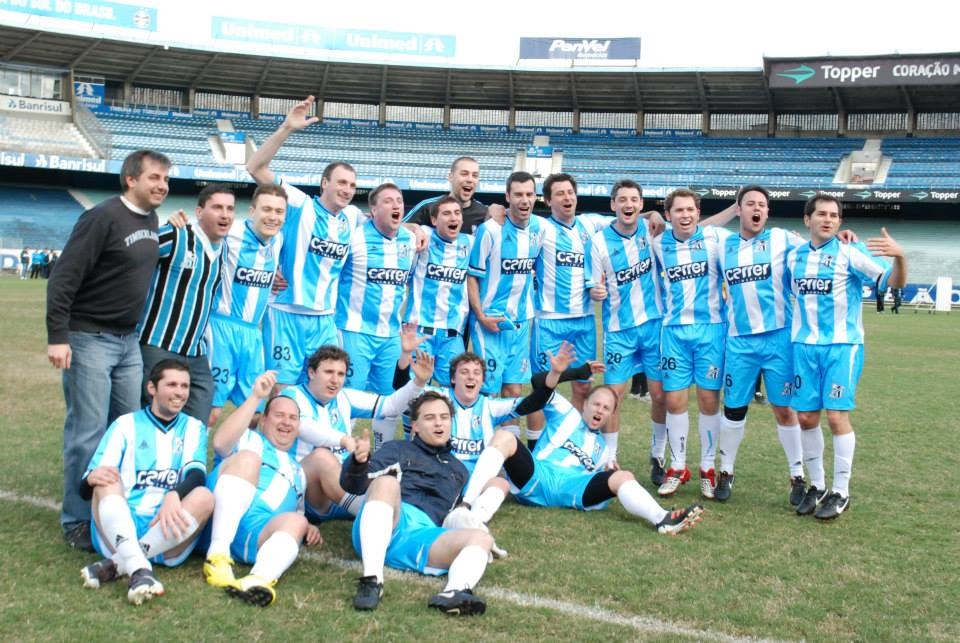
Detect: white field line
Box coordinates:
(3, 488, 793, 643)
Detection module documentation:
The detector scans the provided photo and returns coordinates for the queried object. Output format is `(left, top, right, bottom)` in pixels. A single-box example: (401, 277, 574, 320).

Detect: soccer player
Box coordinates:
(47, 149, 170, 551)
(280, 345, 435, 522)
(786, 194, 906, 520)
(403, 196, 472, 386)
(203, 371, 322, 606)
(461, 385, 704, 534)
(404, 156, 488, 234)
(650, 189, 730, 499)
(336, 182, 418, 447)
(590, 179, 668, 481)
(468, 170, 543, 409)
(207, 184, 287, 426)
(78, 359, 213, 605)
(138, 184, 235, 423)
(246, 95, 362, 387)
(342, 391, 492, 615)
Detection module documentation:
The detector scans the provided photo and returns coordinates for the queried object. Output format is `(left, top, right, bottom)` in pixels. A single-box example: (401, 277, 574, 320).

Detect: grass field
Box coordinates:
(1, 277, 958, 642)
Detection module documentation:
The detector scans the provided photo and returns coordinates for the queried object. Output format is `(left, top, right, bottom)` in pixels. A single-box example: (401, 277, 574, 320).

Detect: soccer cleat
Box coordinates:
(226, 574, 277, 607)
(127, 568, 164, 605)
(656, 504, 704, 535)
(428, 588, 487, 616)
(650, 456, 667, 486)
(81, 558, 119, 589)
(203, 553, 237, 588)
(353, 575, 384, 611)
(714, 471, 734, 502)
(789, 475, 807, 507)
(64, 521, 94, 552)
(814, 492, 850, 521)
(657, 467, 691, 497)
(795, 485, 827, 516)
(699, 468, 717, 500)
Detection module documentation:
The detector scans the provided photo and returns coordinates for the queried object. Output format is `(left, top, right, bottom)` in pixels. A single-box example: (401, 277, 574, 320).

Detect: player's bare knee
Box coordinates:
(220, 449, 262, 480)
(486, 477, 509, 493)
(491, 429, 518, 455)
(207, 407, 221, 426)
(772, 404, 796, 425)
(465, 529, 494, 552)
(608, 469, 635, 492)
(184, 486, 215, 518)
(797, 411, 820, 430)
(366, 474, 401, 501)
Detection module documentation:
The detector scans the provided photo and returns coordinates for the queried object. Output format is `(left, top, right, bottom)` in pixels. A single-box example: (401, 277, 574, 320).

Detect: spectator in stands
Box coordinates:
(47, 149, 171, 551)
(19, 247, 29, 279)
(404, 157, 489, 235)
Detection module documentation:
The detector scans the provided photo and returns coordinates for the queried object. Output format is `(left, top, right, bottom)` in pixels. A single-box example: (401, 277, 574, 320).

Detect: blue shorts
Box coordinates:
(209, 314, 265, 409)
(338, 330, 401, 395)
(263, 307, 339, 385)
(471, 317, 531, 394)
(602, 319, 662, 386)
(415, 327, 465, 387)
(352, 502, 448, 576)
(792, 343, 864, 412)
(659, 322, 726, 392)
(531, 315, 597, 375)
(509, 464, 611, 511)
(92, 507, 199, 568)
(724, 328, 794, 408)
(305, 499, 353, 523)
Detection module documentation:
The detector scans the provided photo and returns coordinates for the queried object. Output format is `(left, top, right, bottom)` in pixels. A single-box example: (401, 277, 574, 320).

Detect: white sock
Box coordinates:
(778, 423, 804, 477)
(98, 494, 150, 575)
(339, 492, 365, 517)
(665, 411, 689, 470)
(501, 424, 521, 439)
(250, 531, 300, 582)
(371, 417, 396, 450)
(603, 431, 619, 462)
(443, 544, 488, 592)
(650, 421, 668, 460)
(525, 429, 542, 442)
(801, 426, 826, 490)
(831, 432, 856, 497)
(463, 448, 505, 506)
(139, 510, 199, 559)
(617, 479, 668, 525)
(699, 412, 720, 471)
(718, 416, 746, 474)
(471, 486, 506, 524)
(358, 500, 394, 582)
(208, 474, 256, 556)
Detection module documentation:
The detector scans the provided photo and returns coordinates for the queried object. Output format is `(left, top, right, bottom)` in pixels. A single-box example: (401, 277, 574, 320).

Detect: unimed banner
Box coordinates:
(519, 37, 640, 61)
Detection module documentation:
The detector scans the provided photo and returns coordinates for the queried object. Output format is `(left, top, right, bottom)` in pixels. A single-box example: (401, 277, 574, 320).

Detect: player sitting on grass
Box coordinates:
(79, 359, 214, 605)
(203, 371, 322, 606)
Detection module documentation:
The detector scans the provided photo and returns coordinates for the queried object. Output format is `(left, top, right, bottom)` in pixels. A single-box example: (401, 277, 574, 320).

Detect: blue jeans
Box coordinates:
(61, 331, 142, 527)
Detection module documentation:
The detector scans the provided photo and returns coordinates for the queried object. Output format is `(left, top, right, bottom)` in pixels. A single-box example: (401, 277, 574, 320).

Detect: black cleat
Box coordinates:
(795, 485, 826, 516)
(789, 475, 807, 507)
(650, 456, 666, 486)
(127, 568, 164, 605)
(814, 492, 850, 520)
(428, 588, 486, 616)
(64, 522, 94, 552)
(81, 558, 119, 589)
(353, 575, 383, 611)
(714, 471, 734, 502)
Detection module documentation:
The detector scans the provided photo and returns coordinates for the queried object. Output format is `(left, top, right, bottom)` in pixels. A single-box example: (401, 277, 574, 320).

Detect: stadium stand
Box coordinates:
(0, 114, 94, 158)
(0, 186, 84, 247)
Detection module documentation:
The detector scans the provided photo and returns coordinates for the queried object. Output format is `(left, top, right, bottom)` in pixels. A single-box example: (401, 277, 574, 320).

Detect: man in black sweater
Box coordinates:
(46, 149, 171, 551)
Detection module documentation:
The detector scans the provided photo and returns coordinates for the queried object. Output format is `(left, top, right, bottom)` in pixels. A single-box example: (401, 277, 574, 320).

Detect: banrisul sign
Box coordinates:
(767, 55, 960, 88)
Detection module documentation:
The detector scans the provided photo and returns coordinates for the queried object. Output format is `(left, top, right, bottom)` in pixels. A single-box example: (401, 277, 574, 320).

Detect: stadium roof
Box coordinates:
(2, 24, 959, 114)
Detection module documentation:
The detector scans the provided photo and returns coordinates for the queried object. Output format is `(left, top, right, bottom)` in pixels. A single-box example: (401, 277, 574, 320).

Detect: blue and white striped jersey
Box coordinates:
(84, 408, 207, 517)
(651, 225, 728, 326)
(272, 181, 361, 316)
(535, 215, 610, 318)
(533, 393, 610, 473)
(233, 429, 304, 513)
(404, 227, 472, 332)
(590, 223, 663, 332)
(214, 221, 282, 325)
(336, 221, 417, 337)
(468, 216, 544, 321)
(718, 227, 804, 337)
(139, 224, 224, 356)
(786, 237, 891, 345)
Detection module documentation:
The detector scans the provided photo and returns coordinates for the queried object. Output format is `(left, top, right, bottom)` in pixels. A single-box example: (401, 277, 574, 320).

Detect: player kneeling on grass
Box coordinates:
(203, 371, 322, 606)
(79, 359, 214, 605)
(461, 385, 704, 535)
(342, 391, 492, 615)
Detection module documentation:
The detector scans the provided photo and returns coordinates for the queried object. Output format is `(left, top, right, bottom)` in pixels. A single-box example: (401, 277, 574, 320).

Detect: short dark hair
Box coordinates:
(737, 185, 770, 206)
(543, 173, 577, 200)
(409, 390, 454, 422)
(665, 188, 700, 212)
(430, 196, 461, 222)
(252, 184, 288, 206)
(611, 179, 643, 201)
(197, 184, 235, 208)
(148, 359, 189, 387)
(450, 156, 478, 173)
(307, 345, 350, 372)
(322, 161, 356, 182)
(803, 193, 843, 218)
(506, 171, 536, 193)
(449, 351, 486, 385)
(119, 150, 171, 191)
(368, 182, 402, 207)
(263, 394, 299, 417)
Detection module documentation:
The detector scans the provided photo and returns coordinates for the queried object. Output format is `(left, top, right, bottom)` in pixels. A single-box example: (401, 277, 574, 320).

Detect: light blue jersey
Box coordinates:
(336, 221, 416, 337)
(652, 225, 728, 326)
(533, 394, 611, 473)
(469, 216, 544, 321)
(535, 214, 609, 318)
(787, 238, 891, 345)
(139, 224, 224, 357)
(84, 408, 207, 518)
(590, 223, 663, 332)
(214, 221, 282, 324)
(438, 386, 526, 472)
(404, 226, 472, 333)
(272, 182, 360, 316)
(718, 227, 804, 337)
(232, 429, 305, 512)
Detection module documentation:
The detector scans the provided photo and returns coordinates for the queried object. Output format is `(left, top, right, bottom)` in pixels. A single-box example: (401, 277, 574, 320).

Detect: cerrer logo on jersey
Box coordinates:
(426, 263, 467, 283)
(452, 436, 485, 456)
(555, 251, 584, 267)
(665, 260, 708, 282)
(309, 236, 349, 260)
(725, 263, 771, 286)
(795, 277, 833, 295)
(615, 258, 652, 285)
(235, 267, 274, 288)
(367, 267, 409, 286)
(561, 439, 602, 471)
(134, 468, 179, 490)
(501, 258, 535, 275)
